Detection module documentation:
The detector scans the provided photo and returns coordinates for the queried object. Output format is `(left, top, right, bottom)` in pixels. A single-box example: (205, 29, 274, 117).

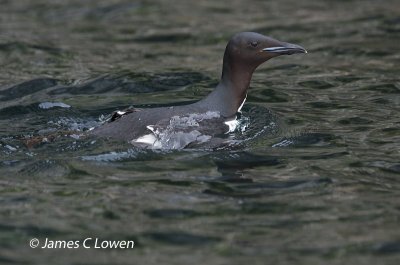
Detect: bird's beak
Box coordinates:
(262, 42, 307, 55)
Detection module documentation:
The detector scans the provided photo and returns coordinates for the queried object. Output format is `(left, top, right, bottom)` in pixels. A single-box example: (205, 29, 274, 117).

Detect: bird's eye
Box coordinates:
(250, 41, 259, 47)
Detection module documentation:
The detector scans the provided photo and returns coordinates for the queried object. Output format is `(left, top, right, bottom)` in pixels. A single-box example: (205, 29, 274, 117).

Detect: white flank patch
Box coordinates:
(132, 125, 162, 148)
(133, 134, 157, 145)
(225, 118, 238, 133)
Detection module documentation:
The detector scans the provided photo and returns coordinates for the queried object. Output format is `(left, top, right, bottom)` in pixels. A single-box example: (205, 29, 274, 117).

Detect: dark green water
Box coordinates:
(1, 0, 400, 264)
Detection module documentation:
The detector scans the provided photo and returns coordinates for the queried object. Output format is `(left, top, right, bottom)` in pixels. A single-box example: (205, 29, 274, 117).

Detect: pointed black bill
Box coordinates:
(263, 43, 307, 55)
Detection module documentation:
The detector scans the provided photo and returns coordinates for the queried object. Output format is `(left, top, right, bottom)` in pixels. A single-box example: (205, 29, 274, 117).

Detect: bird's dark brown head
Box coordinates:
(212, 32, 306, 116)
(225, 32, 307, 70)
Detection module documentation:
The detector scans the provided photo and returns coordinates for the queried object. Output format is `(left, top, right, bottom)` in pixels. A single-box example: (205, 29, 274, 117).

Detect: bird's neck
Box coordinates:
(203, 52, 255, 117)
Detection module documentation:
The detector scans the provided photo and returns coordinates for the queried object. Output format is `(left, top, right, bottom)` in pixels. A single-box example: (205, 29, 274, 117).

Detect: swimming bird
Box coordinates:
(90, 32, 306, 149)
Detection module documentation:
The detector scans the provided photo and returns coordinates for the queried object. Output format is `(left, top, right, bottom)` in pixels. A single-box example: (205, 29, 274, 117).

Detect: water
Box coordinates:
(1, 0, 400, 264)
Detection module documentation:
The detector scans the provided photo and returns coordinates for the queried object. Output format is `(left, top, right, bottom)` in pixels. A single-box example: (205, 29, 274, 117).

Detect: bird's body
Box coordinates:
(92, 102, 228, 147)
(90, 32, 306, 149)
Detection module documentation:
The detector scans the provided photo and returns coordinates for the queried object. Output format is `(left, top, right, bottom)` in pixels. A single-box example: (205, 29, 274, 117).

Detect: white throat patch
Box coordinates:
(238, 94, 247, 113)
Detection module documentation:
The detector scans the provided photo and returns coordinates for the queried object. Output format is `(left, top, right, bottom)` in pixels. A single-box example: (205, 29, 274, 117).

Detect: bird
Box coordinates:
(89, 32, 306, 149)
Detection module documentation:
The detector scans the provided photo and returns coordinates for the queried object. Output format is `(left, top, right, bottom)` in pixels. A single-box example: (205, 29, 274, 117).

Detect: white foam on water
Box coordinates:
(39, 102, 71, 109)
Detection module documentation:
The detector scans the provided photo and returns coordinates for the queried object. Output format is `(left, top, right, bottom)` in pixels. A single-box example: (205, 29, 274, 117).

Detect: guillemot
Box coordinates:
(90, 32, 306, 149)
